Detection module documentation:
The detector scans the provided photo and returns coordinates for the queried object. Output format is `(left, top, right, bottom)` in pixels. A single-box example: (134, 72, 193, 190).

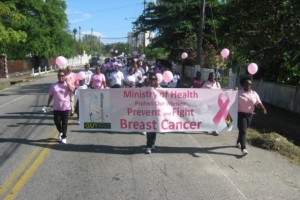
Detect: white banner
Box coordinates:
(79, 88, 238, 133)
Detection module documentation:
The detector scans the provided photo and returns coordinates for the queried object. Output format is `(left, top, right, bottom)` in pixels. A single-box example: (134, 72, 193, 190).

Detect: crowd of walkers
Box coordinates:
(45, 57, 267, 155)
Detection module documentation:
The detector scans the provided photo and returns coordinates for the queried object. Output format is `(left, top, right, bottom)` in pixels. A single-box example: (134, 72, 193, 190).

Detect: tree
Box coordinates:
(1, 0, 77, 60)
(220, 0, 300, 85)
(0, 1, 27, 54)
(81, 34, 101, 56)
(133, 0, 224, 66)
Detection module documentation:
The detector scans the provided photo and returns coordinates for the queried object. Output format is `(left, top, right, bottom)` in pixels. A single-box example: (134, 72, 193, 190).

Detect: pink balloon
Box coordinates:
(181, 52, 188, 59)
(55, 56, 68, 68)
(163, 71, 173, 83)
(156, 73, 163, 84)
(77, 71, 86, 80)
(220, 48, 230, 58)
(247, 63, 258, 75)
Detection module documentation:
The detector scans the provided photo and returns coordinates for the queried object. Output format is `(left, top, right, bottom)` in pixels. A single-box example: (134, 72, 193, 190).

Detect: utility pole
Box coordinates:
(196, 0, 205, 66)
(91, 28, 93, 55)
(143, 0, 146, 54)
(79, 26, 81, 42)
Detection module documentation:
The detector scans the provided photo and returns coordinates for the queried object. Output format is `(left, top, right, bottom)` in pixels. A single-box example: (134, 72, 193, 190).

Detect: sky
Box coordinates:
(65, 0, 155, 44)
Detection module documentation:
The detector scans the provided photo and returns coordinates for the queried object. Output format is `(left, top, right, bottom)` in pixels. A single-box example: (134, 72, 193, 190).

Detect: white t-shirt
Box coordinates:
(84, 70, 93, 85)
(110, 71, 124, 86)
(75, 84, 88, 97)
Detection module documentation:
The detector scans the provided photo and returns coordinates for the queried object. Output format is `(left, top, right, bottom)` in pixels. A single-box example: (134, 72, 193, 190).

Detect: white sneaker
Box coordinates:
(151, 145, 155, 150)
(61, 138, 67, 144)
(141, 132, 146, 135)
(242, 149, 248, 155)
(212, 131, 219, 136)
(58, 133, 62, 141)
(146, 148, 151, 154)
(236, 143, 241, 149)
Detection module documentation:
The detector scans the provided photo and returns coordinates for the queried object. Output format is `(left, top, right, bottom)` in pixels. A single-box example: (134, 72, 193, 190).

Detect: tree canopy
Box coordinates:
(134, 0, 300, 85)
(0, 0, 77, 59)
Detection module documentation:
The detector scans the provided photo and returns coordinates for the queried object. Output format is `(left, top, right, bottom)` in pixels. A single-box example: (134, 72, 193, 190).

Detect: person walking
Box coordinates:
(190, 71, 203, 88)
(89, 66, 107, 89)
(202, 72, 221, 135)
(75, 78, 88, 124)
(145, 72, 161, 154)
(237, 75, 267, 155)
(65, 66, 78, 116)
(84, 64, 93, 87)
(46, 69, 75, 144)
(109, 63, 124, 88)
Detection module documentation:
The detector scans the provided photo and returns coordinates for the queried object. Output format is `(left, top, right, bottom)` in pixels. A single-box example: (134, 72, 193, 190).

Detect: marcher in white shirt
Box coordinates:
(84, 64, 93, 87)
(202, 72, 221, 135)
(110, 64, 124, 88)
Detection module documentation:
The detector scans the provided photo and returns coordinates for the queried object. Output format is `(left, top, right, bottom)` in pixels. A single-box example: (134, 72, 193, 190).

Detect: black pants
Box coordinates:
(53, 110, 69, 139)
(237, 112, 253, 150)
(111, 84, 121, 88)
(146, 132, 156, 148)
(75, 100, 79, 118)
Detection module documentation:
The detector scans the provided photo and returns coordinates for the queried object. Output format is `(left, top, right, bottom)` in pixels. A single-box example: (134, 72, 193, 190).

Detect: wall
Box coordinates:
(0, 52, 90, 78)
(253, 80, 300, 114)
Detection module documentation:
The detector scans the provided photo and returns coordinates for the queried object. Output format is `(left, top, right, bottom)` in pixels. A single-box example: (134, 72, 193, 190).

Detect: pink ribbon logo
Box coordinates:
(213, 92, 232, 127)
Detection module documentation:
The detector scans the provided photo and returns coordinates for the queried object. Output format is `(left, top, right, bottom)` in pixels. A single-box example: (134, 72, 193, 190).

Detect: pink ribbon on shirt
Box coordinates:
(213, 92, 230, 125)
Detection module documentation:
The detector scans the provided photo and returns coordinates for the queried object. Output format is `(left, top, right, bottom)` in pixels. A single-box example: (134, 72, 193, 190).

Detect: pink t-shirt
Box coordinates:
(202, 81, 221, 89)
(91, 73, 106, 89)
(191, 79, 203, 88)
(238, 89, 262, 113)
(48, 82, 71, 111)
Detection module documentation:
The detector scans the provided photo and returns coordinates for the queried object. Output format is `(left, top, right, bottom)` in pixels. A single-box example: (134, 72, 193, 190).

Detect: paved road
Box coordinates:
(0, 72, 299, 200)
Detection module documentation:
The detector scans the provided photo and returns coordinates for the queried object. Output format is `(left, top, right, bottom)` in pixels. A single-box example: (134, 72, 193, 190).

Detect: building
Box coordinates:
(127, 31, 153, 53)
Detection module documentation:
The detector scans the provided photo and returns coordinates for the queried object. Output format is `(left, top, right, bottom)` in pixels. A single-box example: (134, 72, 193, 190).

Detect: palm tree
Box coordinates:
(73, 28, 77, 40)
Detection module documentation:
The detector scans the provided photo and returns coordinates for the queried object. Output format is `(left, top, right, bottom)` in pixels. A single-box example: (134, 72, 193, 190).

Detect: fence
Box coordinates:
(0, 53, 90, 78)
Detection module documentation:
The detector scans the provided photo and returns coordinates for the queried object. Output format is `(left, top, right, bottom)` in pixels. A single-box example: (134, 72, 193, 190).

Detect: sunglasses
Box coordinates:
(58, 74, 65, 77)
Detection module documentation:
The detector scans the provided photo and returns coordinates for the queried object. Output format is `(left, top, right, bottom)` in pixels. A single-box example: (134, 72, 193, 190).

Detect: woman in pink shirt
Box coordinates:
(237, 76, 267, 155)
(46, 69, 75, 144)
(89, 66, 107, 89)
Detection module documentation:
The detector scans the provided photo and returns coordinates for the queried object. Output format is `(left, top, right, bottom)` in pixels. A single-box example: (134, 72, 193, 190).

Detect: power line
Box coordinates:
(101, 37, 129, 39)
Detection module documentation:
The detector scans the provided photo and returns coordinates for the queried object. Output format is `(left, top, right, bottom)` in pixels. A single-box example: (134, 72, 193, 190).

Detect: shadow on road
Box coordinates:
(0, 137, 243, 159)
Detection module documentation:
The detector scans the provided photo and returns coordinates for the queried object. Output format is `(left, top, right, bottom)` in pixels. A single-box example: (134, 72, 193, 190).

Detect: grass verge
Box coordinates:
(247, 129, 300, 167)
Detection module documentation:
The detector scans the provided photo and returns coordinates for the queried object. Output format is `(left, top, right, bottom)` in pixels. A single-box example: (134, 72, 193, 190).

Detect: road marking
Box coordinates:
(0, 128, 57, 199)
(189, 134, 247, 200)
(0, 148, 41, 195)
(0, 96, 27, 108)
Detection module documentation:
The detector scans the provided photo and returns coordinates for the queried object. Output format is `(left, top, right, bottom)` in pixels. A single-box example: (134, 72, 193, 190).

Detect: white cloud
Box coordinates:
(67, 9, 91, 24)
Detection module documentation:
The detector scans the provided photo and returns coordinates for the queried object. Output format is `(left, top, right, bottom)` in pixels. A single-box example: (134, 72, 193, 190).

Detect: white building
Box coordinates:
(127, 31, 153, 51)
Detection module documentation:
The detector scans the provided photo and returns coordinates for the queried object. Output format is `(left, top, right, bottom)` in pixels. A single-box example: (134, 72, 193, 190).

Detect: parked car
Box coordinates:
(89, 57, 100, 67)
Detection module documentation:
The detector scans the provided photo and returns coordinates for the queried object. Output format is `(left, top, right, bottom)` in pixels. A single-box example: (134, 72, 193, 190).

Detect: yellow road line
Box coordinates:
(4, 144, 52, 200)
(0, 148, 41, 195)
(0, 128, 57, 199)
